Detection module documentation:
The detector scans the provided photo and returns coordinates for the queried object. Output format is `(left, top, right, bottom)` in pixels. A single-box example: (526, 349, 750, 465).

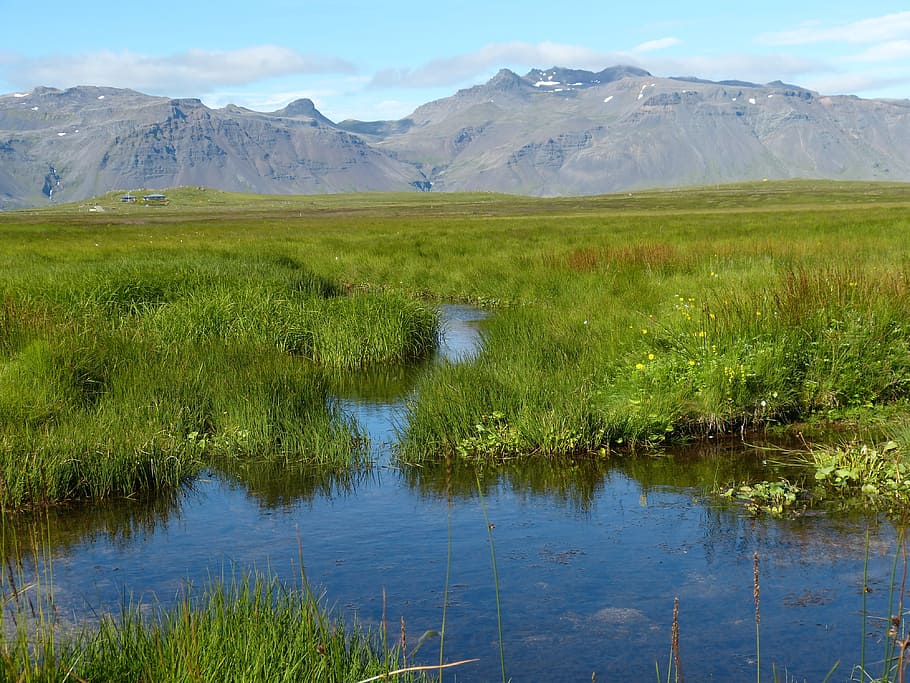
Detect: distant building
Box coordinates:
(143, 193, 167, 201)
(120, 194, 137, 202)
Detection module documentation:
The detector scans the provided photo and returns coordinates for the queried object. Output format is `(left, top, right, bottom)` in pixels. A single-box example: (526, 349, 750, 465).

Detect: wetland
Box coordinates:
(3, 181, 910, 680)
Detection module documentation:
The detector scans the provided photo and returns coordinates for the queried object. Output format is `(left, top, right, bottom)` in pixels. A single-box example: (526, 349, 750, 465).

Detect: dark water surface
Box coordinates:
(11, 306, 906, 681)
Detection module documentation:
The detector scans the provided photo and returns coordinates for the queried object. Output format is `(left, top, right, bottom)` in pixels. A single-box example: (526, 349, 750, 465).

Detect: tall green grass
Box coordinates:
(401, 236, 910, 462)
(0, 519, 431, 683)
(4, 182, 910, 478)
(0, 248, 437, 507)
(65, 574, 423, 683)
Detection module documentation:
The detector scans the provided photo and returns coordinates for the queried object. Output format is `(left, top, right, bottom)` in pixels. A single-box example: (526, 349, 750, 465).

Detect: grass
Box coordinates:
(4, 180, 910, 505)
(8, 181, 910, 680)
(0, 247, 437, 508)
(63, 574, 424, 683)
(0, 524, 440, 682)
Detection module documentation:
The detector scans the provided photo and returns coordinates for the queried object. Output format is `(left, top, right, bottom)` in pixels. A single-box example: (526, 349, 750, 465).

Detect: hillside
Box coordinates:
(2, 67, 910, 208)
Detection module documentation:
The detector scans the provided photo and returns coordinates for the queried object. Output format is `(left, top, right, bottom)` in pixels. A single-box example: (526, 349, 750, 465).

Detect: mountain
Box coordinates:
(352, 67, 910, 196)
(0, 86, 427, 209)
(2, 67, 910, 208)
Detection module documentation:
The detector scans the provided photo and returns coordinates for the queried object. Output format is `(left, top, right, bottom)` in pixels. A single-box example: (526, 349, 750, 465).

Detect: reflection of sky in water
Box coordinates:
(43, 465, 898, 682)
(9, 304, 902, 681)
(436, 303, 488, 362)
(334, 304, 488, 463)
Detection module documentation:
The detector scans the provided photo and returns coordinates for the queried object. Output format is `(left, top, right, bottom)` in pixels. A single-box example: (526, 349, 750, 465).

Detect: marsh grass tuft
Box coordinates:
(64, 572, 430, 682)
(0, 248, 437, 507)
(0, 514, 449, 683)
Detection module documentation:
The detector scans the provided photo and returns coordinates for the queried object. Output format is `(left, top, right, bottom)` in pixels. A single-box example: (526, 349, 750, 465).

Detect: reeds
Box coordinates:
(0, 510, 60, 682)
(475, 470, 507, 683)
(657, 596, 685, 683)
(851, 530, 910, 683)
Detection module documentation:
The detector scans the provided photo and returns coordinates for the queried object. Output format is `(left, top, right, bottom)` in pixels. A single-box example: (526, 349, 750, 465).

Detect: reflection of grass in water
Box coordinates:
(404, 445, 779, 515)
(0, 487, 187, 559)
(717, 426, 910, 517)
(212, 460, 375, 509)
(402, 455, 614, 511)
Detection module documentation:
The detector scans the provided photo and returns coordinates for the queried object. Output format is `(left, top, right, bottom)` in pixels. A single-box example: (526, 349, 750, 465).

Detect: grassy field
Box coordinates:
(3, 181, 910, 507)
(4, 181, 910, 678)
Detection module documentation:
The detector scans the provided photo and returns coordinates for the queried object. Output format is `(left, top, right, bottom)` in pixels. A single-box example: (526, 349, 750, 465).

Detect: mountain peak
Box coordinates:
(486, 69, 524, 90)
(272, 98, 331, 123)
(522, 65, 652, 91)
(447, 68, 528, 102)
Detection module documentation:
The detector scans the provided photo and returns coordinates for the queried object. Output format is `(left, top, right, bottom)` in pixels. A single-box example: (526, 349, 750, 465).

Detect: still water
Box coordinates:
(15, 306, 906, 680)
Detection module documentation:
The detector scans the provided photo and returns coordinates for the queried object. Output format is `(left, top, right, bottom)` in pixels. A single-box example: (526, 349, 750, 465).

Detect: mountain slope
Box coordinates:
(0, 87, 426, 209)
(2, 67, 910, 208)
(362, 68, 910, 195)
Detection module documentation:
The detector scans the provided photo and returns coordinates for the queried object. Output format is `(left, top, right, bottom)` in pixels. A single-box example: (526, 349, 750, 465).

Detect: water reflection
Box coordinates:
(4, 441, 902, 681)
(211, 460, 376, 510)
(620, 438, 785, 491)
(326, 362, 429, 404)
(2, 302, 906, 681)
(403, 456, 614, 513)
(436, 304, 489, 363)
(329, 304, 489, 465)
(404, 440, 792, 514)
(1, 487, 187, 555)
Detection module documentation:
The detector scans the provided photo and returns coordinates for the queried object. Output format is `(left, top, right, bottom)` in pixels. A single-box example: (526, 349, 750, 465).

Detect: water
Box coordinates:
(8, 305, 905, 681)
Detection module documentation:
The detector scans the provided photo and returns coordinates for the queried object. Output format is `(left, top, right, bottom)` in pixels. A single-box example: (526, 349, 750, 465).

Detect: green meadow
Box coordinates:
(2, 181, 910, 509)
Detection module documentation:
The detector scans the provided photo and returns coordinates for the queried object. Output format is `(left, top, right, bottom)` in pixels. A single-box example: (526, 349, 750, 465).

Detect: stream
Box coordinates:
(8, 305, 904, 681)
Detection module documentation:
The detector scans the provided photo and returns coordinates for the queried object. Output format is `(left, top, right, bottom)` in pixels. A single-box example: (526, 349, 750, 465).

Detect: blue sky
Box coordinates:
(1, 1, 909, 121)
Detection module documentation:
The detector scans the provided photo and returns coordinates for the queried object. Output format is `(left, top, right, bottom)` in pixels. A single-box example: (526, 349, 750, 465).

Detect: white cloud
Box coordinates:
(633, 37, 681, 53)
(848, 40, 910, 63)
(0, 46, 355, 94)
(602, 52, 826, 87)
(371, 41, 628, 88)
(748, 12, 910, 98)
(369, 40, 831, 93)
(802, 69, 910, 98)
(758, 11, 910, 46)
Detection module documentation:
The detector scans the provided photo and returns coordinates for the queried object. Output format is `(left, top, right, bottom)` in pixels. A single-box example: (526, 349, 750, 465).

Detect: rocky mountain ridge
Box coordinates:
(2, 67, 909, 208)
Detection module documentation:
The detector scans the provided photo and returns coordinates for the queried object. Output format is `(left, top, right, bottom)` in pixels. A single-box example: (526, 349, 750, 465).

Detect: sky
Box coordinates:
(1, 1, 909, 122)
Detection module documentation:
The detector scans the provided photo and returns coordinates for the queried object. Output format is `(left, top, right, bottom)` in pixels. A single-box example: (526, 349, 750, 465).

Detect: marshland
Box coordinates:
(3, 181, 910, 680)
